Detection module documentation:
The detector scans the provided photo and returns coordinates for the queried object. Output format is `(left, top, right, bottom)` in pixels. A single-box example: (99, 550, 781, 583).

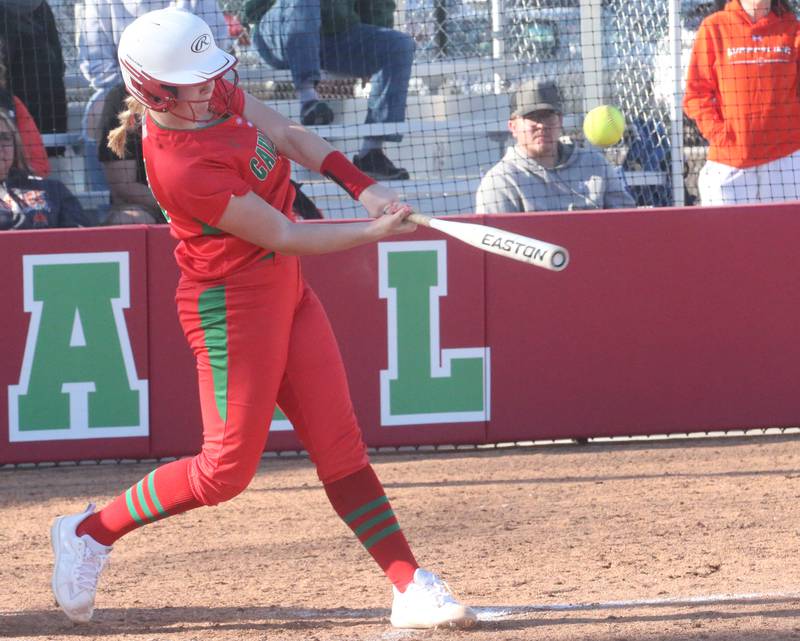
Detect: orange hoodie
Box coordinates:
(683, 0, 800, 168)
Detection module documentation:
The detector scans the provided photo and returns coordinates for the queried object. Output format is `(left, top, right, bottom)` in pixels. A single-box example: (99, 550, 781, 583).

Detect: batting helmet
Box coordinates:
(118, 7, 237, 111)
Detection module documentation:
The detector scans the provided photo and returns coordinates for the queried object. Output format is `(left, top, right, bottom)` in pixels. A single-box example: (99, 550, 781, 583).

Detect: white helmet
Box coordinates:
(118, 7, 237, 111)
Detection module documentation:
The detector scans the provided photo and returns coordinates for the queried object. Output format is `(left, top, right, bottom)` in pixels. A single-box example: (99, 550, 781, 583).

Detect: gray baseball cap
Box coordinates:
(510, 79, 562, 118)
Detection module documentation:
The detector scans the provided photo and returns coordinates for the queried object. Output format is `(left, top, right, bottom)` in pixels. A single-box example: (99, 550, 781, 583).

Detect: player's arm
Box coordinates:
(683, 24, 726, 146)
(239, 92, 400, 218)
(241, 92, 333, 171)
(215, 190, 416, 255)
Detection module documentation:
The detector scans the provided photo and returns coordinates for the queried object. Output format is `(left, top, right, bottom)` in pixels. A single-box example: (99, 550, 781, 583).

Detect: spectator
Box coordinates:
(475, 80, 635, 214)
(248, 0, 415, 180)
(0, 37, 49, 176)
(0, 0, 67, 141)
(78, 0, 231, 93)
(683, 0, 800, 205)
(97, 83, 160, 223)
(79, 1, 233, 223)
(0, 111, 95, 230)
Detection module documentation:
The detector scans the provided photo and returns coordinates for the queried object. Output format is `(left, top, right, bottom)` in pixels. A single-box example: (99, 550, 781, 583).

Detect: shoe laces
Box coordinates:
(418, 573, 457, 607)
(74, 542, 109, 592)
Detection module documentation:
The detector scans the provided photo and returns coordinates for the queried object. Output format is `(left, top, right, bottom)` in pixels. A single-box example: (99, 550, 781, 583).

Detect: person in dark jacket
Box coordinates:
(247, 0, 415, 180)
(0, 0, 66, 141)
(0, 110, 95, 230)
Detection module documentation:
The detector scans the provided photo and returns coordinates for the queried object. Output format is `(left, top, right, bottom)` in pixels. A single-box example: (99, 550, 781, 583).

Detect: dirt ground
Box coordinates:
(3, 434, 800, 641)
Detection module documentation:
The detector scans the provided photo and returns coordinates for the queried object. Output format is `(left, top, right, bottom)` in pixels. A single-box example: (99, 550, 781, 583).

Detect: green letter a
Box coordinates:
(8, 253, 148, 442)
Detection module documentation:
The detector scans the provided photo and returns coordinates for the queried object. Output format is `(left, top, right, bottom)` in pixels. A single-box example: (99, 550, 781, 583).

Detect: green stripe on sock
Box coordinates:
(362, 522, 401, 549)
(344, 496, 389, 524)
(354, 509, 395, 536)
(136, 480, 154, 521)
(147, 471, 165, 516)
(125, 488, 145, 525)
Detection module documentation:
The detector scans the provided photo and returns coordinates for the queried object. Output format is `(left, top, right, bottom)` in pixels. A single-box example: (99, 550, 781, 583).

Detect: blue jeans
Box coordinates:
(254, 0, 415, 142)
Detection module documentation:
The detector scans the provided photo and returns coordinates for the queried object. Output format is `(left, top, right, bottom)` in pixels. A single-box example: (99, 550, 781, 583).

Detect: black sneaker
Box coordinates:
(300, 100, 334, 126)
(353, 149, 410, 181)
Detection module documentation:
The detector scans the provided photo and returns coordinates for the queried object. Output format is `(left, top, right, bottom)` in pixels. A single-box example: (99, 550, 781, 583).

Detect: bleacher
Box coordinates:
(43, 0, 684, 221)
(49, 59, 674, 220)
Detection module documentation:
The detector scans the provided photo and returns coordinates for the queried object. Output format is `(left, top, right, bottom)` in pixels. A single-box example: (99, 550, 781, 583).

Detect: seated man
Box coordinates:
(475, 80, 635, 214)
(248, 0, 414, 180)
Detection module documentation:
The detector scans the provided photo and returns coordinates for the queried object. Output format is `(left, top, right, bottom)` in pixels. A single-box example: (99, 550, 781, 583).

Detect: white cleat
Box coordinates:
(390, 568, 478, 629)
(50, 504, 111, 623)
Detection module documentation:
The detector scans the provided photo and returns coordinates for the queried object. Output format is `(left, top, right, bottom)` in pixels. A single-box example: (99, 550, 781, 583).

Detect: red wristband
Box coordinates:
(320, 150, 376, 200)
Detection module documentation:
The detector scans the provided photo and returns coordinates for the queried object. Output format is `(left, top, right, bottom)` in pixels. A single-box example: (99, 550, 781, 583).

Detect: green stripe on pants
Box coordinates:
(198, 285, 229, 423)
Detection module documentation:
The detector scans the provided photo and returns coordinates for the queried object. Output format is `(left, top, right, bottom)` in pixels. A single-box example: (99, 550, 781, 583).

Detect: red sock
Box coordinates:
(76, 457, 202, 546)
(324, 465, 418, 591)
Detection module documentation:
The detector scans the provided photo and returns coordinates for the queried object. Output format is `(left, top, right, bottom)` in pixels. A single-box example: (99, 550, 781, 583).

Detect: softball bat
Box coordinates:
(407, 212, 569, 272)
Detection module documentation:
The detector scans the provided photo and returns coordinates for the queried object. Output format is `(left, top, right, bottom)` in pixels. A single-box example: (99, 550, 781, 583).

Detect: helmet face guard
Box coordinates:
(118, 7, 238, 118)
(120, 58, 179, 112)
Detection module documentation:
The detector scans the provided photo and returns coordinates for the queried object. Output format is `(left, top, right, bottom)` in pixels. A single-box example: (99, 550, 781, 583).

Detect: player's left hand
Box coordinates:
(369, 201, 417, 237)
(358, 183, 405, 219)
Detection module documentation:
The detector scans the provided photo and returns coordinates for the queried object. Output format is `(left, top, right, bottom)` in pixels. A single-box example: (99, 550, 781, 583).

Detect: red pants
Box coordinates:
(175, 254, 369, 505)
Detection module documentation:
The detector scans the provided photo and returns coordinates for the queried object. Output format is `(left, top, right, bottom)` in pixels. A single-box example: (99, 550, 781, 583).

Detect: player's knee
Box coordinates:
(190, 459, 256, 506)
(195, 474, 251, 505)
(315, 442, 369, 484)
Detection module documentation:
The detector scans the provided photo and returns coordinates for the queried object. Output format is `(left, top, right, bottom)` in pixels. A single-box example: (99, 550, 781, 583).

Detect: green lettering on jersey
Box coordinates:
(8, 253, 149, 442)
(250, 158, 268, 181)
(378, 241, 490, 426)
(250, 132, 278, 181)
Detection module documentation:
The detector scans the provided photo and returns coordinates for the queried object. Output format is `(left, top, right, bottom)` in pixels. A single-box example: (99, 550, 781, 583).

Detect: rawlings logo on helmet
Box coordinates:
(191, 34, 211, 53)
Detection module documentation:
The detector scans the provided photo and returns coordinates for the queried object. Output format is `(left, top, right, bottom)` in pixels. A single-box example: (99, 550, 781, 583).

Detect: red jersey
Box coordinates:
(143, 80, 295, 281)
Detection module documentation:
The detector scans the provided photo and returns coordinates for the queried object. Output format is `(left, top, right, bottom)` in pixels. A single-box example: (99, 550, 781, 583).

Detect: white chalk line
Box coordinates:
(474, 590, 800, 620)
(359, 590, 800, 639)
(242, 592, 800, 640)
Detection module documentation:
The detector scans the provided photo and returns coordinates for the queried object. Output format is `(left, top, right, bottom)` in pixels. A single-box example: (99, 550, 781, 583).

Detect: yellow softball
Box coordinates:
(583, 105, 625, 147)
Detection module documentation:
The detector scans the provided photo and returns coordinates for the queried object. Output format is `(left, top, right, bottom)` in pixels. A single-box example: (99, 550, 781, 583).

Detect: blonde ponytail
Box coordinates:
(107, 95, 146, 159)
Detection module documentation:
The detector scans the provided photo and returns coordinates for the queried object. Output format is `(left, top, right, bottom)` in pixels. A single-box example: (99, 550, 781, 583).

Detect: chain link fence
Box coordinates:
(41, 0, 733, 216)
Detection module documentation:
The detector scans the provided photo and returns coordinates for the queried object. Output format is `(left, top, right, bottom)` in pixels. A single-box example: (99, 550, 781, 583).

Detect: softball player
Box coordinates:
(50, 7, 476, 630)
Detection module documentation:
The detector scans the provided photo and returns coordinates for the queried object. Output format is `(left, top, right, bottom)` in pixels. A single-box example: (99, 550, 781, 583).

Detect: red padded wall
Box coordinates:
(484, 204, 800, 441)
(0, 227, 150, 464)
(4, 203, 800, 465)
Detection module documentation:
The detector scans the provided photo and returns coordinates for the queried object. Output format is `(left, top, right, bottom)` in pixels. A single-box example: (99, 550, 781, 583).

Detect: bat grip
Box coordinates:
(407, 212, 433, 227)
